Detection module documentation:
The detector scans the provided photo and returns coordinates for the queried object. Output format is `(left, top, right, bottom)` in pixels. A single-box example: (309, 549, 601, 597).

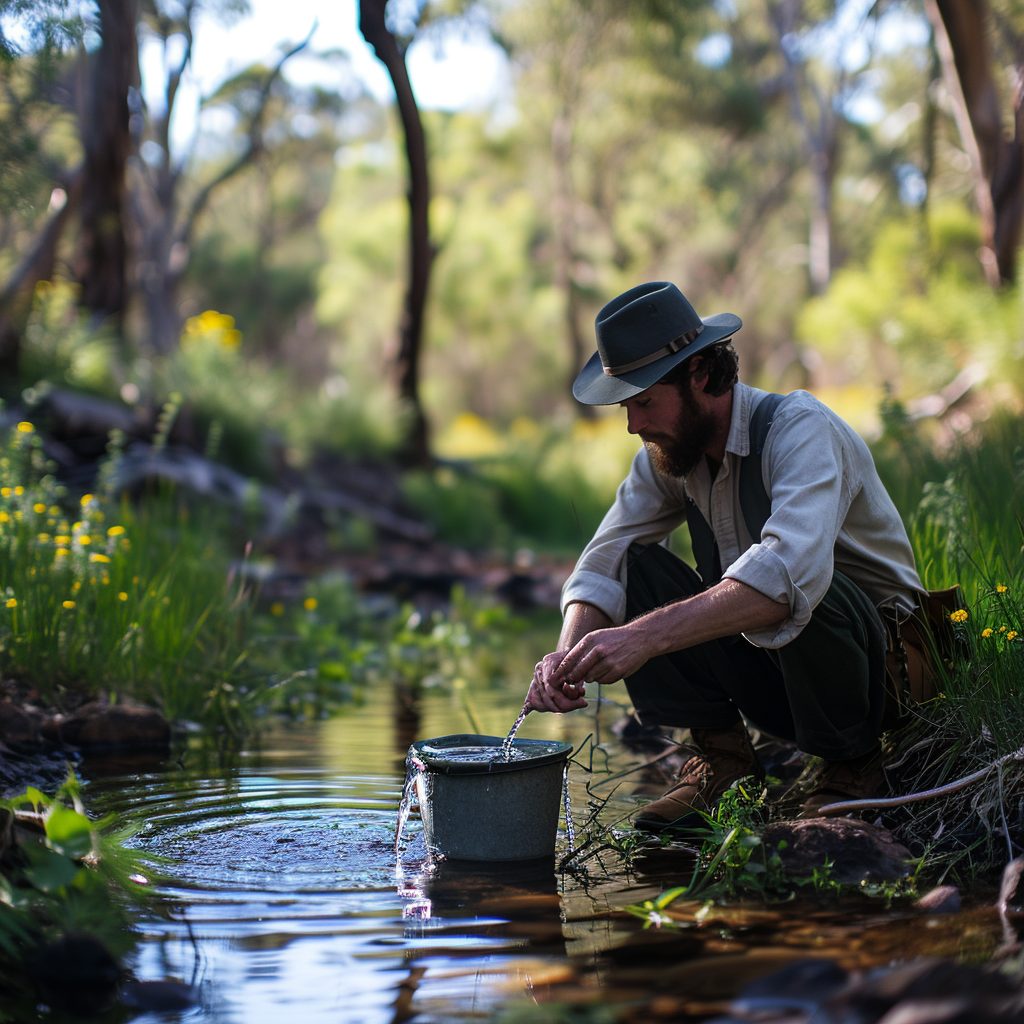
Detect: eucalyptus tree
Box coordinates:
(924, 0, 1024, 286)
(0, 0, 82, 389)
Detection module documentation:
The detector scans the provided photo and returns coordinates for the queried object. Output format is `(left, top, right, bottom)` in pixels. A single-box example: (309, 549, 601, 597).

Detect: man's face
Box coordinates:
(621, 377, 715, 478)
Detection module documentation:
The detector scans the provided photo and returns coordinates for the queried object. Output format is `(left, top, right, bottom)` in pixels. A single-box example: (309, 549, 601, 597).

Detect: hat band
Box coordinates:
(602, 324, 704, 377)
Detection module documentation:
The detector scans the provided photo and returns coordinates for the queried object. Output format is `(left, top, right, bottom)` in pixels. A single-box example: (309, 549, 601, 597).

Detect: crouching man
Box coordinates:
(526, 282, 926, 830)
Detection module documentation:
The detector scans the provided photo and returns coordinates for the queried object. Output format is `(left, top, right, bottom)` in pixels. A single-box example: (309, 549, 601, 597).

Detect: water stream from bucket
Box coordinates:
(395, 752, 428, 857)
(562, 763, 576, 852)
(501, 702, 531, 760)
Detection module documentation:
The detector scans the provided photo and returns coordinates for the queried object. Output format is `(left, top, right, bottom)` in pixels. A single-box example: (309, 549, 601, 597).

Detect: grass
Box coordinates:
(863, 406, 1024, 877)
(0, 417, 257, 737)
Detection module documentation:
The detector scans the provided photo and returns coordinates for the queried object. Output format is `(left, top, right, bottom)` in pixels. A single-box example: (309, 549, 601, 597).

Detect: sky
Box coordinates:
(139, 0, 512, 154)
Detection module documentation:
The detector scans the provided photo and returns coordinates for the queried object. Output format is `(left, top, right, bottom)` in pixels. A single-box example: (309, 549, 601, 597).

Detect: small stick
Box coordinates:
(818, 744, 1024, 815)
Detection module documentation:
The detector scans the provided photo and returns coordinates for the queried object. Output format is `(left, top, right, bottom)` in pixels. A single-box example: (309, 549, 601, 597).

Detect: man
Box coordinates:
(526, 281, 925, 830)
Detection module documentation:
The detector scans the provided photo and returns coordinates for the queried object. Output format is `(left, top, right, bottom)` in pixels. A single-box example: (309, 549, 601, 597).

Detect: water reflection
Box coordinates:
(77, 676, 1019, 1023)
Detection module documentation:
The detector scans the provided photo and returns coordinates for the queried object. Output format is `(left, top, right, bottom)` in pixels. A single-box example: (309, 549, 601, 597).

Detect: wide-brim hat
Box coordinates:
(573, 282, 742, 405)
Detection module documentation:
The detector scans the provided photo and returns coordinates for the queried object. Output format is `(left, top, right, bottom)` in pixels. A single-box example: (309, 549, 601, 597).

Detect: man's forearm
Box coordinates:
(551, 579, 790, 688)
(559, 601, 613, 651)
(636, 577, 789, 657)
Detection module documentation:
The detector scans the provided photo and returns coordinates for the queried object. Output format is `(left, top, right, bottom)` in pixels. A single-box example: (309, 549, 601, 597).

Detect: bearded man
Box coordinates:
(525, 281, 927, 829)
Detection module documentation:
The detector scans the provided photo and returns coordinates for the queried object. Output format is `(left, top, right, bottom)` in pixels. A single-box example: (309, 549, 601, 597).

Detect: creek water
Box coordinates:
(80, 678, 1015, 1024)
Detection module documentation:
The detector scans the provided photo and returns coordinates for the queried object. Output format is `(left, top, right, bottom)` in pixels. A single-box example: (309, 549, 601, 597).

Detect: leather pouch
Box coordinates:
(882, 585, 962, 727)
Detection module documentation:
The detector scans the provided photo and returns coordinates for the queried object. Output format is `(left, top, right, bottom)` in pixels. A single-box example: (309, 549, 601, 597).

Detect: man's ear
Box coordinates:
(687, 354, 710, 392)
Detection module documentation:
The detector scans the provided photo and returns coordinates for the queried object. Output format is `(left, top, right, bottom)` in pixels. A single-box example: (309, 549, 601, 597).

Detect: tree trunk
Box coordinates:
(76, 0, 138, 333)
(359, 0, 434, 467)
(551, 108, 591, 416)
(926, 0, 1024, 285)
(0, 171, 83, 394)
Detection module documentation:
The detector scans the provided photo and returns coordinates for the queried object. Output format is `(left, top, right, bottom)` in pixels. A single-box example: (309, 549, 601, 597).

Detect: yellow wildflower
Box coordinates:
(80, 494, 94, 505)
(36, 533, 50, 543)
(0, 488, 9, 497)
(72, 521, 84, 531)
(303, 597, 318, 611)
(77, 535, 92, 545)
(72, 581, 81, 592)
(32, 503, 45, 514)
(101, 574, 109, 584)
(55, 547, 69, 557)
(55, 535, 69, 544)
(49, 506, 60, 515)
(13, 487, 22, 496)
(89, 553, 110, 563)
(1000, 625, 1007, 632)
(118, 592, 128, 602)
(1009, 631, 1019, 641)
(62, 600, 75, 610)
(996, 584, 1008, 594)
(270, 602, 284, 616)
(16, 422, 33, 433)
(949, 608, 969, 623)
(0, 513, 9, 523)
(5, 598, 16, 608)
(982, 628, 994, 638)
(107, 525, 125, 537)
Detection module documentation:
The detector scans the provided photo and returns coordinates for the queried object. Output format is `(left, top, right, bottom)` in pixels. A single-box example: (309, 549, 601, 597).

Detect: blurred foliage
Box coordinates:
(797, 204, 1021, 400)
(0, 774, 156, 1016)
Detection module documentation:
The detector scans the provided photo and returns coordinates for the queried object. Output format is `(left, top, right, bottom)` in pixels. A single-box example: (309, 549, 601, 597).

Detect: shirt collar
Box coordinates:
(725, 382, 756, 458)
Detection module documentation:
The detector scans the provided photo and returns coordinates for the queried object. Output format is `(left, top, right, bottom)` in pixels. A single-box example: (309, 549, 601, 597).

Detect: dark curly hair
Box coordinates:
(659, 339, 739, 397)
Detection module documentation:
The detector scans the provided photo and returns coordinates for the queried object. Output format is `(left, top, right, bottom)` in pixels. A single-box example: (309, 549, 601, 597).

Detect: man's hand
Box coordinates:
(526, 651, 588, 713)
(551, 623, 650, 688)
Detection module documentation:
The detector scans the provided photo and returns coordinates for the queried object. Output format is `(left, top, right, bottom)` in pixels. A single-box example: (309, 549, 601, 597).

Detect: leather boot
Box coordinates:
(633, 721, 764, 834)
(797, 743, 887, 819)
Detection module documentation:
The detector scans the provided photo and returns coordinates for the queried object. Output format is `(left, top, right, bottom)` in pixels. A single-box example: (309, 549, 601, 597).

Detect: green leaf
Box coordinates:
(23, 845, 81, 893)
(45, 803, 93, 859)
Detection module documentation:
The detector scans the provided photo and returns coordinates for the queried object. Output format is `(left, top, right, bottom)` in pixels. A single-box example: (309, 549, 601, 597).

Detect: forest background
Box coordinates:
(0, 0, 1023, 714)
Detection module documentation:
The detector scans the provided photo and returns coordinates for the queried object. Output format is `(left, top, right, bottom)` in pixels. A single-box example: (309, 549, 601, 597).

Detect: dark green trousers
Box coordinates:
(622, 543, 887, 760)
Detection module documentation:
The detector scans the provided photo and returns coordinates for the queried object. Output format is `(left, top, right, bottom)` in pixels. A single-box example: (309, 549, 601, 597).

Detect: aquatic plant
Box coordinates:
(0, 776, 157, 1015)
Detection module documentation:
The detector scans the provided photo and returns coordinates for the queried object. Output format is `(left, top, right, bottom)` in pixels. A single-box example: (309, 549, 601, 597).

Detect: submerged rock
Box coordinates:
(763, 818, 911, 884)
(710, 956, 1024, 1024)
(914, 885, 962, 914)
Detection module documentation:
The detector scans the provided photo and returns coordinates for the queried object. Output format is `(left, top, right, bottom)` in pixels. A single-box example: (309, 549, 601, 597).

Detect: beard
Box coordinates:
(644, 388, 716, 478)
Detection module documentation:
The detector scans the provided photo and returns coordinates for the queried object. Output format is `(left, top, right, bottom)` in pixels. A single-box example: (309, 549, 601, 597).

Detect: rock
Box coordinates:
(46, 701, 170, 751)
(716, 957, 1024, 1024)
(120, 979, 200, 1011)
(31, 932, 122, 1014)
(763, 818, 911, 885)
(914, 885, 961, 914)
(998, 858, 1024, 917)
(0, 701, 43, 749)
(731, 957, 849, 1015)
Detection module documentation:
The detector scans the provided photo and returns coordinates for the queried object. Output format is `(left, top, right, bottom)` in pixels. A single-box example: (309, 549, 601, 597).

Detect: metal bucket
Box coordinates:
(410, 733, 574, 862)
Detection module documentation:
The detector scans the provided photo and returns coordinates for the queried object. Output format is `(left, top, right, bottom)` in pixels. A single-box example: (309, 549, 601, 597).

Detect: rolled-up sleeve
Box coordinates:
(724, 401, 854, 647)
(560, 449, 688, 623)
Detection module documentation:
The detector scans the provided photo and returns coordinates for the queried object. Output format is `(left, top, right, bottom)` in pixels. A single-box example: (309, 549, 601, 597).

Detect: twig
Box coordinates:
(819, 744, 1024, 814)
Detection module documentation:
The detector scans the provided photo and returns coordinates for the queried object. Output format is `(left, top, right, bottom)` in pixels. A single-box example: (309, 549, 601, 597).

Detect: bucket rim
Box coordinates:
(410, 734, 573, 775)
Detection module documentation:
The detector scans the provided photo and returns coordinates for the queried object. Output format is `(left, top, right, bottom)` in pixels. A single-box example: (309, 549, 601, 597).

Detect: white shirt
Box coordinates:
(561, 383, 924, 648)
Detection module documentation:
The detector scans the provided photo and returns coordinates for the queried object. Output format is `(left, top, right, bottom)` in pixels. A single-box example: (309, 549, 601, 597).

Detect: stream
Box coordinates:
(80, 678, 1018, 1023)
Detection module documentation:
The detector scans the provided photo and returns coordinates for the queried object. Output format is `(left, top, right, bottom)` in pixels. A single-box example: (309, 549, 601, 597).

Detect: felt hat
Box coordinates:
(572, 282, 742, 405)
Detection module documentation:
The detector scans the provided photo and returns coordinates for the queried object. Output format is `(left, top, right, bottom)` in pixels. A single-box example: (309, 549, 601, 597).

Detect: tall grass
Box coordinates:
(876, 408, 1024, 870)
(0, 418, 256, 735)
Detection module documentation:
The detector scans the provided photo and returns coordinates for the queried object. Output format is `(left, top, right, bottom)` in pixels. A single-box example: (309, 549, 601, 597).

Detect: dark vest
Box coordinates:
(684, 391, 785, 587)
